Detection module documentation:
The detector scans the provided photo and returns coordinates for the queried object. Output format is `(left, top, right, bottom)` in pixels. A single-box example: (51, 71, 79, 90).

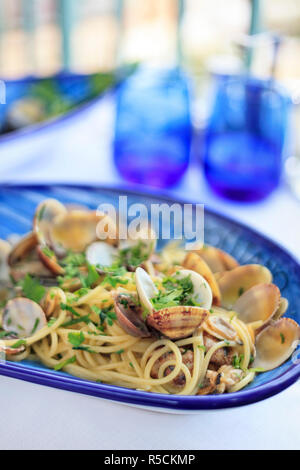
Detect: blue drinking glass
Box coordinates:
(203, 74, 291, 202)
(113, 66, 192, 188)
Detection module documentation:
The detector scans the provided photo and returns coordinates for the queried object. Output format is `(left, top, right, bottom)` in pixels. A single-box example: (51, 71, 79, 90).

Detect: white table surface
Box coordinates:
(0, 94, 299, 450)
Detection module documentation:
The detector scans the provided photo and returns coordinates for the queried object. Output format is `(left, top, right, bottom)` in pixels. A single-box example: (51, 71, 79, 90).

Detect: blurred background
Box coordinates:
(1, 0, 300, 80)
(0, 0, 300, 256)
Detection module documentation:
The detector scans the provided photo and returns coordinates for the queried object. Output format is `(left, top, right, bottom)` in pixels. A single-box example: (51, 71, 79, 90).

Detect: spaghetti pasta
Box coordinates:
(0, 198, 299, 396)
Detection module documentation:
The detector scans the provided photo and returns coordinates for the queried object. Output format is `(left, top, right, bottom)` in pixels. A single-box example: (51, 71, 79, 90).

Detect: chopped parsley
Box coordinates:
(238, 287, 245, 297)
(58, 251, 87, 285)
(67, 331, 98, 353)
(280, 333, 285, 344)
(31, 318, 40, 335)
(101, 267, 128, 288)
(11, 339, 27, 349)
(72, 288, 90, 298)
(60, 303, 80, 317)
(41, 246, 55, 259)
(81, 264, 100, 288)
(0, 331, 14, 339)
(119, 241, 152, 268)
(232, 354, 244, 369)
(151, 275, 201, 310)
(54, 355, 76, 371)
(92, 306, 116, 326)
(47, 317, 57, 327)
(68, 331, 85, 348)
(62, 315, 91, 327)
(115, 349, 124, 355)
(19, 274, 46, 304)
(198, 345, 206, 352)
(62, 251, 86, 267)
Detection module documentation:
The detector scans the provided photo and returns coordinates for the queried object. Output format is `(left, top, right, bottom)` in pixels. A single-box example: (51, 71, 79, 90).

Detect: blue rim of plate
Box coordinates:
(0, 183, 299, 410)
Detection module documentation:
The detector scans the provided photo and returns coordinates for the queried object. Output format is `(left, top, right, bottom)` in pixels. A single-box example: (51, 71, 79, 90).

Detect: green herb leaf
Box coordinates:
(60, 303, 80, 317)
(0, 331, 14, 339)
(84, 264, 100, 288)
(54, 355, 76, 371)
(11, 339, 27, 349)
(118, 241, 152, 268)
(62, 315, 91, 327)
(47, 318, 57, 327)
(19, 274, 46, 304)
(42, 246, 55, 259)
(92, 306, 116, 326)
(31, 318, 40, 335)
(68, 331, 85, 348)
(232, 354, 244, 369)
(238, 287, 245, 297)
(115, 349, 124, 354)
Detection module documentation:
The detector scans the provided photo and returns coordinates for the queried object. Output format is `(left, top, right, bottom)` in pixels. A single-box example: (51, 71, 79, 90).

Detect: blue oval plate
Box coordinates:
(0, 184, 299, 412)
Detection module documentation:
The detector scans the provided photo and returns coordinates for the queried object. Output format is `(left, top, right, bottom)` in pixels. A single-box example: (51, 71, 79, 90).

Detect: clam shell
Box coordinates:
(147, 305, 209, 340)
(135, 267, 158, 313)
(2, 297, 47, 338)
(10, 259, 52, 282)
(8, 232, 38, 266)
(175, 269, 212, 310)
(51, 210, 99, 253)
(0, 239, 11, 282)
(195, 246, 239, 273)
(233, 283, 280, 325)
(183, 252, 221, 306)
(205, 315, 240, 342)
(37, 245, 65, 276)
(113, 294, 150, 338)
(252, 318, 300, 371)
(86, 241, 118, 267)
(33, 199, 67, 248)
(273, 298, 289, 320)
(51, 210, 117, 254)
(217, 264, 273, 309)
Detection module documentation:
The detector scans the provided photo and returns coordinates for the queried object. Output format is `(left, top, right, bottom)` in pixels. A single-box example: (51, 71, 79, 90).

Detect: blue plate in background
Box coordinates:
(0, 184, 299, 412)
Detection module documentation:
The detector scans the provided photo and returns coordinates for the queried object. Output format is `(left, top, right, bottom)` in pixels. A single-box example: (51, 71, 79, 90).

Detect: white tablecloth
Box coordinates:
(0, 94, 299, 450)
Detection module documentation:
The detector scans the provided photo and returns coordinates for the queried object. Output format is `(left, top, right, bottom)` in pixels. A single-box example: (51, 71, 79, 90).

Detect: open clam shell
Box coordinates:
(183, 252, 221, 306)
(146, 305, 209, 340)
(273, 298, 289, 320)
(252, 318, 300, 371)
(86, 241, 118, 267)
(135, 267, 158, 314)
(36, 245, 65, 276)
(51, 210, 117, 254)
(8, 232, 38, 266)
(135, 267, 213, 315)
(51, 210, 100, 254)
(233, 283, 281, 326)
(217, 264, 273, 309)
(195, 246, 239, 273)
(175, 269, 213, 310)
(113, 293, 151, 338)
(33, 199, 67, 248)
(2, 297, 47, 338)
(204, 315, 241, 342)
